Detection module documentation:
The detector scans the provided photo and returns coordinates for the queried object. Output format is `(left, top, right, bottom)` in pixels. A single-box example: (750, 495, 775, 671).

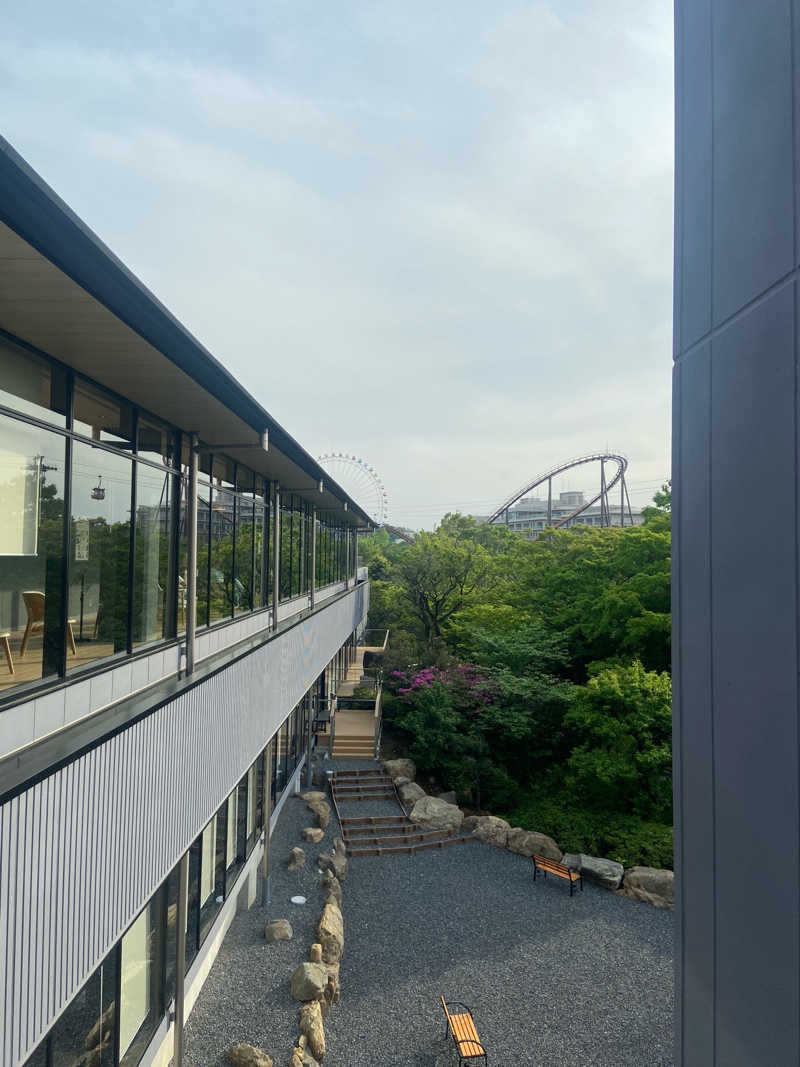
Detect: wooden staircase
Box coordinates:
(330, 770, 473, 858)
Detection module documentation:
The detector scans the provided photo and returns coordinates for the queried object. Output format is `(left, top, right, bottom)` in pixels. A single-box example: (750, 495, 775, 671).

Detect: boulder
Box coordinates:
(301, 827, 324, 844)
(437, 790, 458, 805)
(506, 827, 562, 862)
(308, 800, 331, 830)
(410, 795, 464, 832)
(287, 847, 306, 871)
(620, 866, 674, 909)
(264, 919, 293, 942)
(393, 776, 411, 788)
(398, 781, 426, 806)
(333, 836, 346, 856)
(383, 758, 416, 781)
(317, 900, 344, 963)
(579, 854, 624, 890)
(318, 849, 347, 882)
(309, 942, 323, 963)
(290, 962, 329, 1002)
(226, 1045, 274, 1067)
(319, 869, 342, 905)
(288, 1048, 304, 1067)
(461, 815, 480, 832)
(301, 791, 328, 803)
(324, 962, 341, 1010)
(472, 815, 511, 848)
(562, 853, 580, 871)
(299, 1001, 326, 1061)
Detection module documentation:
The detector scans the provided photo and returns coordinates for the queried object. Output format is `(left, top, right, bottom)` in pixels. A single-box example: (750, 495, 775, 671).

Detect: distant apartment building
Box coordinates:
(0, 138, 370, 1067)
(485, 490, 643, 534)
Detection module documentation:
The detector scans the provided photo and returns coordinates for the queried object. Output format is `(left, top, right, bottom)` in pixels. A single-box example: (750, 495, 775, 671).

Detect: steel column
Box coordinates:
(173, 851, 189, 1067)
(272, 484, 280, 631)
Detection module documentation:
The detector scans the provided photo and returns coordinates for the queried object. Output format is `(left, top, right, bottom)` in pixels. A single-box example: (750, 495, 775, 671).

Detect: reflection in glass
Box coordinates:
(68, 442, 132, 669)
(119, 892, 165, 1066)
(234, 494, 254, 615)
(132, 463, 174, 646)
(50, 947, 116, 1066)
(73, 380, 133, 444)
(199, 806, 227, 944)
(0, 338, 67, 427)
(209, 485, 234, 623)
(0, 415, 66, 694)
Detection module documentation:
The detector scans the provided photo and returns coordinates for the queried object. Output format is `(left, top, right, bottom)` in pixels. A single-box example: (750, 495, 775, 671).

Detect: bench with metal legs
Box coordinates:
(440, 996, 488, 1065)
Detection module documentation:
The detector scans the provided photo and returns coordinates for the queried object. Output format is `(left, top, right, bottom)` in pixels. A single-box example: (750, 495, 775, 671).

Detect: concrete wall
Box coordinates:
(674, 2, 800, 1063)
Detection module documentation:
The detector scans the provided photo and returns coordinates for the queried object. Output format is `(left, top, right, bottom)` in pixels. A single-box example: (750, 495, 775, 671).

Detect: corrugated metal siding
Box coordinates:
(0, 584, 367, 1067)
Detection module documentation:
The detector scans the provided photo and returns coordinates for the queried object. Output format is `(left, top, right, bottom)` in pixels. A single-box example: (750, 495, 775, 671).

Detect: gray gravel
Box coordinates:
(184, 760, 673, 1066)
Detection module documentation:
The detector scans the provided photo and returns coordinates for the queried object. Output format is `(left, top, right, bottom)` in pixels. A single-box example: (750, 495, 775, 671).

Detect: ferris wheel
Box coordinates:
(317, 452, 389, 525)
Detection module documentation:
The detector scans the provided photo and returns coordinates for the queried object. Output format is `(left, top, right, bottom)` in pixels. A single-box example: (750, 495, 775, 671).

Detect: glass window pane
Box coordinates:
(254, 498, 265, 608)
(73, 381, 133, 444)
(132, 464, 173, 646)
(209, 486, 233, 623)
(185, 837, 201, 972)
(0, 415, 66, 695)
(0, 337, 67, 427)
(50, 948, 116, 1066)
(137, 417, 176, 468)
(68, 442, 132, 669)
(234, 495, 254, 616)
(119, 892, 164, 1067)
(199, 810, 225, 943)
(195, 482, 210, 629)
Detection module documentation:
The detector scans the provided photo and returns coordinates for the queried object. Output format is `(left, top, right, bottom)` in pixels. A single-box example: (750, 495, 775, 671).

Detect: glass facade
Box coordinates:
(0, 334, 359, 705)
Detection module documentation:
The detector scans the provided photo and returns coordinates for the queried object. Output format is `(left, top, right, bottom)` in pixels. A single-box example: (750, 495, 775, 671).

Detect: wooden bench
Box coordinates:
(440, 996, 488, 1064)
(532, 853, 583, 896)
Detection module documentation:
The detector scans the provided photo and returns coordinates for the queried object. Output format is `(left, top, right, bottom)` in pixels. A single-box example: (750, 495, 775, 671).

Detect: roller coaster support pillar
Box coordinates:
(620, 475, 625, 527)
(547, 477, 552, 526)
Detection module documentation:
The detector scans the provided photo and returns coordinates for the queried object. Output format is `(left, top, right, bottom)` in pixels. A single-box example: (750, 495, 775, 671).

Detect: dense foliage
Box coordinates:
(360, 495, 672, 868)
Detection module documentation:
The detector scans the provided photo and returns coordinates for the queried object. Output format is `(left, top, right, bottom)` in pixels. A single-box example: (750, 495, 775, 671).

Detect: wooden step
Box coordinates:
(343, 828, 453, 847)
(332, 781, 394, 793)
(333, 769, 386, 779)
(332, 791, 395, 802)
(342, 822, 429, 838)
(347, 836, 474, 858)
(340, 815, 408, 827)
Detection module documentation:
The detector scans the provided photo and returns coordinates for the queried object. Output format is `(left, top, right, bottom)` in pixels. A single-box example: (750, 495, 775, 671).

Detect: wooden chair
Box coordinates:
(0, 633, 13, 675)
(440, 996, 488, 1065)
(20, 591, 77, 658)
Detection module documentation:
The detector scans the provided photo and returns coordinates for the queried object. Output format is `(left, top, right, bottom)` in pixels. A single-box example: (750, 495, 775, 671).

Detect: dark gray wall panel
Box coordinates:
(710, 286, 798, 1064)
(712, 0, 794, 324)
(673, 345, 714, 1067)
(675, 0, 712, 351)
(0, 583, 368, 1067)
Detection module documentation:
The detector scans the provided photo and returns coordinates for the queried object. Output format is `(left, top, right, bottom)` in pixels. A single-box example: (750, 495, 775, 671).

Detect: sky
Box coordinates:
(1, 1, 674, 529)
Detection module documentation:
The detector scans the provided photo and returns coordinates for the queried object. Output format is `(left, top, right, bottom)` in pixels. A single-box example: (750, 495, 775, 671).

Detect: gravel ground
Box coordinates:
(183, 759, 674, 1066)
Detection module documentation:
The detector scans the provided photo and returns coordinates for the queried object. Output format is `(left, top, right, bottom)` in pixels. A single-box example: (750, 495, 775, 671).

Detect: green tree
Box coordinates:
(564, 661, 672, 821)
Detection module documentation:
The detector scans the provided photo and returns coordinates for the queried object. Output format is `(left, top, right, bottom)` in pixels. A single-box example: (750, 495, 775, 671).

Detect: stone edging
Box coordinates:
(382, 759, 674, 910)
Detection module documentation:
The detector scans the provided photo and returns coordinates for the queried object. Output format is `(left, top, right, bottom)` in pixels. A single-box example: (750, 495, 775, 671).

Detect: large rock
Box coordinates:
(302, 827, 324, 844)
(506, 827, 562, 862)
(299, 1001, 326, 1061)
(398, 781, 426, 806)
(226, 1044, 274, 1067)
(264, 919, 293, 942)
(318, 848, 347, 882)
(579, 854, 624, 890)
(472, 815, 511, 848)
(320, 869, 342, 905)
(461, 815, 480, 832)
(620, 866, 674, 909)
(410, 795, 464, 832)
(383, 758, 416, 781)
(317, 900, 344, 963)
(287, 847, 306, 871)
(302, 791, 327, 803)
(308, 800, 331, 829)
(562, 853, 580, 870)
(290, 962, 329, 1002)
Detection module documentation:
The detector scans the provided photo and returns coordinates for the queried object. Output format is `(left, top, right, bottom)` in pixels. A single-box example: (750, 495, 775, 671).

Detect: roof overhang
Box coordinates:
(0, 136, 372, 527)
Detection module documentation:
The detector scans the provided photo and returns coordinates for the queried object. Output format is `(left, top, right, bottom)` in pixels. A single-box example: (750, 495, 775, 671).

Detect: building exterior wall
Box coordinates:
(0, 583, 367, 1066)
(674, 2, 800, 1063)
